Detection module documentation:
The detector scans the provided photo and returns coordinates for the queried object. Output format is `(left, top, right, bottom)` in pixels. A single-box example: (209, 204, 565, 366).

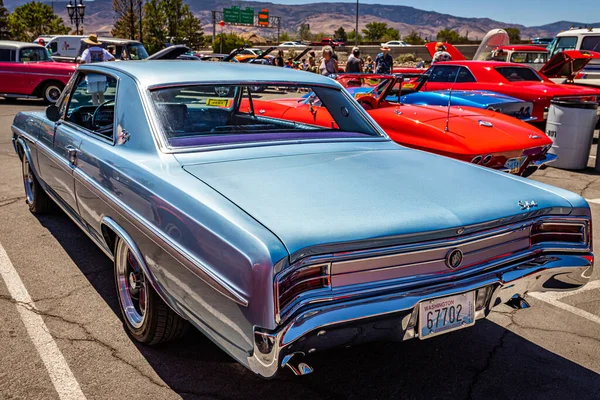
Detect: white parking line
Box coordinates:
(0, 242, 86, 400)
(530, 280, 600, 326)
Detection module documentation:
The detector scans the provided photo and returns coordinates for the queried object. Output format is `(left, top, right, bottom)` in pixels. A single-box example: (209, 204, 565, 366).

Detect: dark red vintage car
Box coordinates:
(243, 74, 555, 177)
(0, 41, 77, 103)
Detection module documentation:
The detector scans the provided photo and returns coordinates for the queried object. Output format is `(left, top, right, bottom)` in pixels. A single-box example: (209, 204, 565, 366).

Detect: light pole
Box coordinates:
(355, 0, 359, 45)
(67, 0, 86, 35)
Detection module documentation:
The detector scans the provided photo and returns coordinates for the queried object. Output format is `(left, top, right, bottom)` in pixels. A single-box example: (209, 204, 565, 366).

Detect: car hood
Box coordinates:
(539, 50, 600, 79)
(180, 142, 574, 262)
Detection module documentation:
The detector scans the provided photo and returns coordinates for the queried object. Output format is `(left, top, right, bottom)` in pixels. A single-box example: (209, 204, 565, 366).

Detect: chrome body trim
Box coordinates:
(249, 253, 593, 378)
(275, 216, 590, 323)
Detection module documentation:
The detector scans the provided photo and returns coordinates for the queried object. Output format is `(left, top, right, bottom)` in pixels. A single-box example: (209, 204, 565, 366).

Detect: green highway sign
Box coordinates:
(223, 6, 240, 23)
(240, 7, 254, 25)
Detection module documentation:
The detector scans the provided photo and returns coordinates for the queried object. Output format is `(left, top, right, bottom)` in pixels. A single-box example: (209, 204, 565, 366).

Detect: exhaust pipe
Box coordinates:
(506, 294, 531, 310)
(281, 352, 314, 376)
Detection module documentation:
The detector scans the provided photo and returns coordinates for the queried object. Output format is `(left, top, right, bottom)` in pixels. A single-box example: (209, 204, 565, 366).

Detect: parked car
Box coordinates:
(279, 41, 308, 48)
(50, 37, 150, 63)
(309, 38, 340, 47)
(40, 35, 85, 62)
(414, 55, 600, 121)
(12, 62, 593, 378)
(381, 40, 411, 47)
(0, 40, 77, 103)
(532, 37, 554, 45)
(259, 73, 554, 176)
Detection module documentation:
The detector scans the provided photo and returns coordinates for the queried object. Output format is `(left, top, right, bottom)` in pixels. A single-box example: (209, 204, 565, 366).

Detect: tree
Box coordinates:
(381, 27, 400, 42)
(112, 0, 143, 40)
(362, 22, 390, 42)
(403, 31, 425, 45)
(213, 33, 245, 54)
(436, 28, 469, 44)
(179, 4, 203, 49)
(298, 23, 311, 41)
(347, 29, 363, 44)
(334, 26, 347, 42)
(142, 0, 166, 54)
(504, 27, 521, 42)
(0, 0, 9, 40)
(279, 31, 291, 42)
(8, 1, 69, 42)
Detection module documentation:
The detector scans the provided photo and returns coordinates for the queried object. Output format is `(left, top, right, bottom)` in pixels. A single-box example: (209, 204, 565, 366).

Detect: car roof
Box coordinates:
(557, 28, 600, 36)
(0, 40, 44, 50)
(496, 45, 548, 52)
(85, 60, 342, 88)
(98, 37, 142, 44)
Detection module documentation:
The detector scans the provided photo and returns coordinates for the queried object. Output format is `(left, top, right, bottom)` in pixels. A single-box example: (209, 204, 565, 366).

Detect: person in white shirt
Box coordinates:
(79, 34, 115, 64)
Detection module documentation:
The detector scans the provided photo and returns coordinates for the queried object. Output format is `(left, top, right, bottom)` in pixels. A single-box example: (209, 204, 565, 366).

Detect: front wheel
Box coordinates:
(114, 238, 188, 344)
(22, 155, 52, 214)
(41, 82, 64, 104)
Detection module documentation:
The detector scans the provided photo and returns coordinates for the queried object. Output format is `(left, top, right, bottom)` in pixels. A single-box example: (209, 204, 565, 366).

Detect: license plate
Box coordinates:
(418, 292, 475, 339)
(504, 156, 526, 174)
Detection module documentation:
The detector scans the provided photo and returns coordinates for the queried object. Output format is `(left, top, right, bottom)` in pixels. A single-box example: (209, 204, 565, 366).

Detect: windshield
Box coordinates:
(335, 76, 393, 101)
(495, 67, 542, 82)
(553, 36, 578, 55)
(150, 84, 382, 148)
(19, 47, 52, 62)
(127, 44, 149, 60)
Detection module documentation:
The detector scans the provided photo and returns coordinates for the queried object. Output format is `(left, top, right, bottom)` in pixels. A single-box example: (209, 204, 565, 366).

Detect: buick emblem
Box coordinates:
(445, 249, 463, 269)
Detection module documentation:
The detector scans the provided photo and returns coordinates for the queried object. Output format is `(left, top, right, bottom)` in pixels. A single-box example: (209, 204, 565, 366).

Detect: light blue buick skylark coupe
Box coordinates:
(11, 61, 593, 377)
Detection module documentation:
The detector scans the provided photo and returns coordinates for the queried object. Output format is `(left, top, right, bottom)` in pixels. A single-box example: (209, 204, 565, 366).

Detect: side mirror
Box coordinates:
(46, 105, 60, 122)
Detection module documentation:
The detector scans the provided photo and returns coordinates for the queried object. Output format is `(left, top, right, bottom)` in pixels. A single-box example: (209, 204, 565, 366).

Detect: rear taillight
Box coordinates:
(276, 264, 330, 313)
(530, 221, 589, 246)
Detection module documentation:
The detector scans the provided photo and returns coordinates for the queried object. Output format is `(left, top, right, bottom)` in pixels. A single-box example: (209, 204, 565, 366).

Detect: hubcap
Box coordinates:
(22, 158, 34, 204)
(46, 86, 61, 103)
(116, 243, 148, 329)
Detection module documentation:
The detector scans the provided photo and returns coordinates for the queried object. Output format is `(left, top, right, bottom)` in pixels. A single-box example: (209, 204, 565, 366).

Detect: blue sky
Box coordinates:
(272, 0, 600, 26)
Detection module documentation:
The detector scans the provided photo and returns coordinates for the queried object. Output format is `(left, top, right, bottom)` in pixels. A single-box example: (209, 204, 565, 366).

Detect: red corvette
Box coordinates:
(244, 74, 555, 177)
(0, 41, 77, 103)
(418, 47, 600, 121)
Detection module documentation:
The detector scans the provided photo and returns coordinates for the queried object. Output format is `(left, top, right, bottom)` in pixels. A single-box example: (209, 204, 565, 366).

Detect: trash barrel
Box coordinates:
(545, 100, 599, 170)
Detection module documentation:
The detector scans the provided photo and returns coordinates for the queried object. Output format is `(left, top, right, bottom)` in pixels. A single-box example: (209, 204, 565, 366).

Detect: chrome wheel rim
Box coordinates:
(116, 242, 148, 329)
(22, 157, 34, 204)
(45, 85, 61, 103)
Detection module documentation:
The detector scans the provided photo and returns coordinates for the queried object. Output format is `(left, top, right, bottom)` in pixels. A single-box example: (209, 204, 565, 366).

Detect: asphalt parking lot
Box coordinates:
(1, 99, 600, 400)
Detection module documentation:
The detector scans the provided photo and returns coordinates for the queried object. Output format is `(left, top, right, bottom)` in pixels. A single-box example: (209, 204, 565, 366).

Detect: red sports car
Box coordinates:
(244, 74, 555, 177)
(419, 46, 600, 121)
(0, 41, 77, 103)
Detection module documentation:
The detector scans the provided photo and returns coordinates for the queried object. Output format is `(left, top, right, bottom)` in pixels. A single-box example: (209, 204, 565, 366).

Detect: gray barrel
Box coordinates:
(546, 100, 599, 170)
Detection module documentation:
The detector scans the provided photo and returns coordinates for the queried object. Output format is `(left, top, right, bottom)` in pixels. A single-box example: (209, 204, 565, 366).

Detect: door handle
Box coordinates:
(66, 145, 78, 166)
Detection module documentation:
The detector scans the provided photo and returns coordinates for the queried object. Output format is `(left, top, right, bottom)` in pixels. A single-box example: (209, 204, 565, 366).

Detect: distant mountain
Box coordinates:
(5, 0, 600, 41)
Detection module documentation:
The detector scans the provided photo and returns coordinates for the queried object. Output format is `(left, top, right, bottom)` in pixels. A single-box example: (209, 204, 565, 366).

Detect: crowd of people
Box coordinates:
(270, 45, 399, 77)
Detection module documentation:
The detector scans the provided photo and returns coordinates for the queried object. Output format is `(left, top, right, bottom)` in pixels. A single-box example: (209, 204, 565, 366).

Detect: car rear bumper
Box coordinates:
(247, 253, 593, 378)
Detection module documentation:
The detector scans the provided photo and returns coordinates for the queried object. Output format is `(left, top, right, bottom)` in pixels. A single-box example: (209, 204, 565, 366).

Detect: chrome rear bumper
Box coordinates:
(247, 253, 592, 378)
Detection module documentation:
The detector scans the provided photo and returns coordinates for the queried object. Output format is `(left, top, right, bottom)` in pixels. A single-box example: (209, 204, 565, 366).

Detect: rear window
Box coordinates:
(495, 67, 542, 82)
(150, 84, 382, 148)
(581, 36, 600, 52)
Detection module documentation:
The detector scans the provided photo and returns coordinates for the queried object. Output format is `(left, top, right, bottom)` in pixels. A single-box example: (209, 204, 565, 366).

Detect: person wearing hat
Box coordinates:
(375, 46, 393, 74)
(79, 34, 115, 64)
(432, 42, 452, 64)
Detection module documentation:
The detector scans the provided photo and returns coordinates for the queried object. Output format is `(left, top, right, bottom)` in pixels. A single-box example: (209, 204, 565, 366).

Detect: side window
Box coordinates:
(510, 52, 527, 63)
(555, 36, 578, 53)
(65, 72, 118, 140)
(0, 49, 13, 61)
(49, 42, 58, 53)
(428, 66, 475, 83)
(581, 36, 600, 52)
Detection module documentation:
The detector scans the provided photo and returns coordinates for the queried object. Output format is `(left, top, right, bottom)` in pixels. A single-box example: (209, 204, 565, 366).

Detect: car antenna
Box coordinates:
(445, 67, 460, 132)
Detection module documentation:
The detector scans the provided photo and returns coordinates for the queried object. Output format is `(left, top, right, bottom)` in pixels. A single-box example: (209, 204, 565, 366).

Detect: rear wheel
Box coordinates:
(114, 238, 188, 344)
(22, 155, 52, 214)
(41, 82, 64, 104)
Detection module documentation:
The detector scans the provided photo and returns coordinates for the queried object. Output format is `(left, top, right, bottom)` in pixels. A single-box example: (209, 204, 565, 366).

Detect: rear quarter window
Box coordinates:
(0, 49, 14, 61)
(495, 67, 542, 82)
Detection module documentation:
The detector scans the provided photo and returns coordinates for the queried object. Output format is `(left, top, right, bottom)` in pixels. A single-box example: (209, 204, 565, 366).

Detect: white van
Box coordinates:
(547, 28, 600, 81)
(45, 35, 86, 60)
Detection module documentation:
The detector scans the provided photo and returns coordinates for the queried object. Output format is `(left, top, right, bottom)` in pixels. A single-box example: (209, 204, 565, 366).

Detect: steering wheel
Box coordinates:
(91, 99, 115, 130)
